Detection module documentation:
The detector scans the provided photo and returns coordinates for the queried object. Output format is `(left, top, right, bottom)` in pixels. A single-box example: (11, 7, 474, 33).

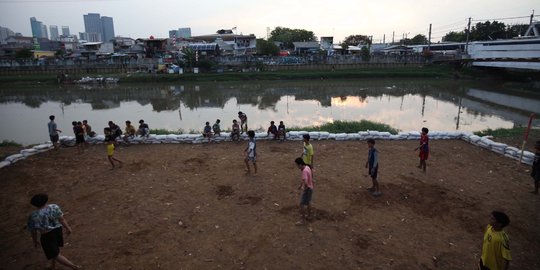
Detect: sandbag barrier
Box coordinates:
(0, 131, 535, 169)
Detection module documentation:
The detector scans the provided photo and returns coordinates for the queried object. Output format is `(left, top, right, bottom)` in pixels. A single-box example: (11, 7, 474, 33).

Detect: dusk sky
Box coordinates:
(0, 0, 538, 42)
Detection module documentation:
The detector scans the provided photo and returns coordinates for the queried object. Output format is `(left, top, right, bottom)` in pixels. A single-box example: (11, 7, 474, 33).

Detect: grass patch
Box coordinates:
(290, 120, 399, 134)
(0, 140, 22, 147)
(474, 127, 540, 138)
(149, 128, 184, 135)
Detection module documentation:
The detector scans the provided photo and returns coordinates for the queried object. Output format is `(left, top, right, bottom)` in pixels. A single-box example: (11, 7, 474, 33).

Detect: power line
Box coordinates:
(472, 15, 531, 21)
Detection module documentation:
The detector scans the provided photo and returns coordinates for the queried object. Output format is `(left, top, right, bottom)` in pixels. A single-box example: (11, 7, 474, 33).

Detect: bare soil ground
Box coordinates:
(0, 140, 539, 270)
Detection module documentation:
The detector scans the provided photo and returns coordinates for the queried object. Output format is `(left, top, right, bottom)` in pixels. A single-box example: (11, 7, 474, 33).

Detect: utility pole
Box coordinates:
(465, 17, 471, 54)
(530, 10, 534, 26)
(428, 23, 432, 51)
(383, 34, 385, 44)
(392, 31, 394, 43)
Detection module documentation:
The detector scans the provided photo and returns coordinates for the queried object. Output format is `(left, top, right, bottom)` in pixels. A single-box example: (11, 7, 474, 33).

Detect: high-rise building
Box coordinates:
(101, 16, 115, 42)
(30, 17, 43, 38)
(83, 13, 102, 42)
(41, 24, 48, 39)
(0, 26, 15, 44)
(178, 28, 191, 38)
(50, 25, 59, 40)
(169, 30, 177, 38)
(61, 26, 70, 36)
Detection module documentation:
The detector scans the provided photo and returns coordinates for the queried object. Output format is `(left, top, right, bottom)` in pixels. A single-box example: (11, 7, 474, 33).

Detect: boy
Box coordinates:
(105, 127, 123, 169)
(278, 121, 286, 141)
(213, 119, 221, 137)
(415, 127, 429, 172)
(479, 211, 511, 270)
(231, 119, 240, 142)
(531, 140, 540, 194)
(108, 121, 122, 140)
(238, 111, 248, 134)
(27, 193, 81, 270)
(82, 120, 96, 138)
(48, 115, 61, 149)
(267, 121, 278, 140)
(137, 119, 149, 137)
(72, 121, 84, 154)
(244, 130, 257, 175)
(302, 134, 314, 168)
(365, 139, 381, 197)
(203, 121, 213, 143)
(123, 120, 136, 143)
(295, 157, 313, 225)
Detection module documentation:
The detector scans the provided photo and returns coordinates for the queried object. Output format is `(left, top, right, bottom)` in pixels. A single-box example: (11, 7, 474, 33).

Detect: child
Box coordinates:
(203, 121, 213, 143)
(365, 139, 381, 197)
(531, 140, 540, 194)
(123, 120, 136, 143)
(27, 193, 81, 270)
(82, 120, 96, 138)
(415, 127, 429, 172)
(72, 121, 84, 154)
(302, 134, 314, 168)
(231, 119, 240, 142)
(212, 119, 221, 137)
(479, 211, 511, 270)
(48, 115, 61, 149)
(244, 130, 257, 175)
(238, 111, 248, 134)
(137, 119, 149, 137)
(295, 157, 313, 225)
(267, 121, 278, 140)
(278, 121, 286, 141)
(108, 121, 122, 140)
(105, 127, 123, 169)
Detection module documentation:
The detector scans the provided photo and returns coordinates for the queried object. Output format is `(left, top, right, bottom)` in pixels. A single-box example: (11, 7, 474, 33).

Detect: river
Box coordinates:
(0, 78, 539, 145)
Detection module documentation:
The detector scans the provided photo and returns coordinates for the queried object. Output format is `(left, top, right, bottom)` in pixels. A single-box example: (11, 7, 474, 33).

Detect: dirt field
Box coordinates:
(0, 140, 539, 270)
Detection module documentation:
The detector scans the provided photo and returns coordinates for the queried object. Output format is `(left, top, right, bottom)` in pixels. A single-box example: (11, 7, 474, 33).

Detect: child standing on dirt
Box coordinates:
(365, 139, 381, 197)
(105, 127, 123, 169)
(415, 127, 429, 172)
(479, 211, 511, 270)
(238, 111, 248, 134)
(531, 140, 540, 194)
(244, 130, 257, 175)
(48, 115, 61, 149)
(231, 119, 240, 142)
(302, 134, 314, 169)
(295, 157, 313, 225)
(72, 121, 85, 154)
(27, 193, 81, 270)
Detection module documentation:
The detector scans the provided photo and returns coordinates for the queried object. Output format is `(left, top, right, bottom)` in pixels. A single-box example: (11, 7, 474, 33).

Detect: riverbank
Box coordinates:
(0, 66, 455, 85)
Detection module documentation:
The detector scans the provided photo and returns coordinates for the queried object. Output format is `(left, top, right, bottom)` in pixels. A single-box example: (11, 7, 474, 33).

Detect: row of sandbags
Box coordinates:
(0, 131, 536, 169)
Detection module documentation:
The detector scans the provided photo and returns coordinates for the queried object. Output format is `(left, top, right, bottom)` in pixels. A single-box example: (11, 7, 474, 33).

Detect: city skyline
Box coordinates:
(0, 0, 538, 43)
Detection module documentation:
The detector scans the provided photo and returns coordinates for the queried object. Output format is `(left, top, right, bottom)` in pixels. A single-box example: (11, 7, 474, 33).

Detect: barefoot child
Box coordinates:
(212, 119, 221, 137)
(295, 157, 313, 225)
(27, 193, 81, 270)
(203, 121, 213, 143)
(105, 127, 123, 169)
(531, 140, 540, 194)
(479, 211, 511, 270)
(238, 111, 248, 134)
(302, 134, 314, 168)
(231, 119, 240, 142)
(365, 139, 381, 197)
(267, 121, 278, 140)
(244, 130, 257, 175)
(415, 127, 429, 172)
(278, 121, 286, 141)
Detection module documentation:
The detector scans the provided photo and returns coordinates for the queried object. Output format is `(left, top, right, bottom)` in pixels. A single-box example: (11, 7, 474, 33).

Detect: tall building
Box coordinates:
(83, 13, 102, 42)
(101, 16, 115, 42)
(50, 25, 59, 40)
(0, 26, 15, 44)
(178, 27, 191, 38)
(169, 30, 177, 38)
(30, 17, 43, 38)
(61, 26, 70, 36)
(41, 24, 48, 39)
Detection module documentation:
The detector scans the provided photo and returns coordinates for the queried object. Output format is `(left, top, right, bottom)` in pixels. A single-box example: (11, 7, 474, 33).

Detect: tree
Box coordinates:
(181, 47, 195, 69)
(410, 34, 428, 45)
(15, 48, 33, 59)
(268, 27, 317, 49)
(342, 34, 371, 46)
(442, 31, 467, 42)
(470, 21, 507, 41)
(360, 46, 370, 61)
(256, 39, 280, 56)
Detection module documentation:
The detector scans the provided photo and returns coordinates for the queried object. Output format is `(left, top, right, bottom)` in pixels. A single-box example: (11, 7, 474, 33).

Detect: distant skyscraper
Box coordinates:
(83, 13, 102, 42)
(50, 25, 59, 40)
(30, 17, 43, 38)
(0, 26, 15, 44)
(61, 26, 70, 36)
(41, 24, 48, 39)
(169, 30, 177, 38)
(178, 28, 191, 38)
(101, 16, 115, 41)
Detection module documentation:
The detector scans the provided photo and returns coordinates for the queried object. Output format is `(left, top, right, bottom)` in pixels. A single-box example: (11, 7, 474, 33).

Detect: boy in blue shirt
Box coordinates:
(365, 139, 381, 197)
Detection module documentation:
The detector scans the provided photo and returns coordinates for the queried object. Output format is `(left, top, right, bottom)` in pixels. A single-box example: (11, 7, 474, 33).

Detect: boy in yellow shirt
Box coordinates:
(479, 211, 511, 270)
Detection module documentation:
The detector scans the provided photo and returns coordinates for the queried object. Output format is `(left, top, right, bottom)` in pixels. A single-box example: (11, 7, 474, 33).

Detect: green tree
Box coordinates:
(268, 27, 317, 49)
(256, 39, 280, 56)
(360, 46, 370, 61)
(470, 21, 507, 40)
(442, 31, 467, 42)
(410, 34, 428, 45)
(15, 48, 33, 59)
(505, 24, 529, 38)
(181, 47, 195, 69)
(342, 34, 371, 46)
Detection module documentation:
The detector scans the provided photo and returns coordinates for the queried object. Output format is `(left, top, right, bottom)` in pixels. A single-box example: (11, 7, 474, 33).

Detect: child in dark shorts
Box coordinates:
(531, 140, 540, 194)
(27, 193, 80, 269)
(72, 121, 85, 154)
(415, 127, 429, 172)
(295, 157, 313, 225)
(365, 139, 381, 197)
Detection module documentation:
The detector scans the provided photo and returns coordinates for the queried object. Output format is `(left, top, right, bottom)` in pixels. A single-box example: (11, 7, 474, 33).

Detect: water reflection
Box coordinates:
(0, 79, 538, 145)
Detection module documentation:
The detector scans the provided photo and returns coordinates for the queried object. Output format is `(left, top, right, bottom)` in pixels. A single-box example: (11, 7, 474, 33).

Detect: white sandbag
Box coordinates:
(358, 131, 369, 136)
(408, 131, 421, 136)
(5, 154, 24, 162)
(506, 146, 520, 152)
(378, 132, 391, 137)
(33, 144, 53, 150)
(469, 135, 481, 142)
(21, 149, 39, 157)
(346, 134, 361, 140)
(308, 131, 320, 137)
(523, 151, 535, 159)
(328, 133, 336, 139)
(491, 148, 506, 155)
(389, 135, 400, 140)
(504, 153, 520, 160)
(0, 160, 11, 169)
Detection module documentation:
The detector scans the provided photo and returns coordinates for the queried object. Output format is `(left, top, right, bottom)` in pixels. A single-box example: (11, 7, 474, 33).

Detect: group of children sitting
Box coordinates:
(202, 111, 287, 143)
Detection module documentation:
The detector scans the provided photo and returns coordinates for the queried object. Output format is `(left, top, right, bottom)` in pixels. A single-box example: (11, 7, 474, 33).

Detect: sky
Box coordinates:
(0, 0, 538, 43)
